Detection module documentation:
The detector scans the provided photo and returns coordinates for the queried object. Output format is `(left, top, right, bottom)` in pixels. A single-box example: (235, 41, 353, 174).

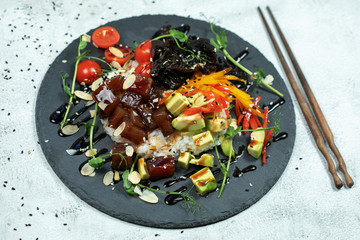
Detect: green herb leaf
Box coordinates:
(254, 68, 265, 86)
(210, 38, 220, 51)
(79, 40, 87, 51)
(76, 50, 90, 61)
(169, 29, 188, 43)
(82, 122, 98, 136)
(61, 73, 72, 98)
(122, 170, 136, 195)
(219, 31, 227, 49)
(88, 157, 104, 169)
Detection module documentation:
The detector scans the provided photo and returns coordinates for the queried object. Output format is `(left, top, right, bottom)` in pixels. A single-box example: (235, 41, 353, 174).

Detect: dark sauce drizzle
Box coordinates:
(263, 97, 285, 113)
(273, 132, 288, 142)
(164, 186, 187, 206)
(68, 132, 107, 155)
(233, 165, 257, 178)
(235, 48, 249, 62)
(163, 171, 197, 188)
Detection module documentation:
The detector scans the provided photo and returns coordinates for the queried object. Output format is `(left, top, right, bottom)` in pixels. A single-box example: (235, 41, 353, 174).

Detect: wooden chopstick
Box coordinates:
(265, 7, 354, 188)
(257, 7, 350, 189)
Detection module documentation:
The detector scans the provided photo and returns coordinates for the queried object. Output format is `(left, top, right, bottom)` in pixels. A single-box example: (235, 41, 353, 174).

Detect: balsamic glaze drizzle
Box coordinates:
(164, 186, 187, 205)
(233, 165, 257, 178)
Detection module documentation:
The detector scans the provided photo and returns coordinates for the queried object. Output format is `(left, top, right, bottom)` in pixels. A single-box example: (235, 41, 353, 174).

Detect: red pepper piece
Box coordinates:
(158, 91, 173, 105)
(249, 116, 258, 130)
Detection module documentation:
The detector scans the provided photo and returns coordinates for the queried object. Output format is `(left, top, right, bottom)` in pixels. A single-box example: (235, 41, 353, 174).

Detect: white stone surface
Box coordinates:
(1, 0, 359, 239)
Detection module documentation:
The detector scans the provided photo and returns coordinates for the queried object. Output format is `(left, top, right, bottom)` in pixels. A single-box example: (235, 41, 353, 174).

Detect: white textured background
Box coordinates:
(1, 0, 359, 239)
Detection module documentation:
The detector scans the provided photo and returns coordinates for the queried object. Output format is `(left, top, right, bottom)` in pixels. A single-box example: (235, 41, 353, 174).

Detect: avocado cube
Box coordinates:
(189, 154, 214, 167)
(137, 158, 150, 180)
(164, 92, 190, 116)
(205, 117, 229, 132)
(247, 129, 265, 159)
(219, 135, 235, 157)
(193, 131, 214, 147)
(172, 113, 205, 132)
(178, 152, 192, 170)
(190, 167, 217, 196)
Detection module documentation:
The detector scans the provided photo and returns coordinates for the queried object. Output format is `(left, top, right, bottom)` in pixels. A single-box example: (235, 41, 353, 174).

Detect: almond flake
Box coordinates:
(74, 90, 93, 101)
(125, 146, 134, 157)
(134, 185, 142, 196)
(98, 102, 108, 110)
(81, 163, 95, 176)
(128, 171, 141, 185)
(103, 171, 114, 186)
(123, 74, 136, 89)
(61, 125, 79, 136)
(139, 189, 158, 204)
(81, 34, 91, 43)
(113, 171, 120, 181)
(89, 109, 95, 118)
(85, 149, 97, 157)
(113, 122, 126, 136)
(91, 77, 103, 91)
(109, 46, 124, 58)
(110, 61, 122, 69)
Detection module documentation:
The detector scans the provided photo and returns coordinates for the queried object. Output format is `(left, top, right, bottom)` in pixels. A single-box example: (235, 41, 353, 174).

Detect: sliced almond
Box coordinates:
(123, 74, 136, 90)
(98, 102, 108, 110)
(103, 171, 114, 186)
(91, 77, 103, 91)
(128, 67, 136, 74)
(66, 149, 78, 156)
(85, 149, 97, 157)
(195, 95, 205, 106)
(134, 185, 142, 196)
(109, 46, 124, 58)
(81, 163, 95, 176)
(62, 125, 79, 136)
(113, 171, 120, 181)
(125, 146, 134, 157)
(89, 172, 96, 177)
(89, 109, 95, 118)
(113, 122, 126, 137)
(110, 61, 122, 70)
(85, 100, 95, 106)
(74, 90, 93, 101)
(128, 171, 141, 185)
(139, 189, 158, 204)
(81, 34, 91, 43)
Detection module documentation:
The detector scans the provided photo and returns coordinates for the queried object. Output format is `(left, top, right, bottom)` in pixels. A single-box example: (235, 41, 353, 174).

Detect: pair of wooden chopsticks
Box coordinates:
(257, 6, 354, 189)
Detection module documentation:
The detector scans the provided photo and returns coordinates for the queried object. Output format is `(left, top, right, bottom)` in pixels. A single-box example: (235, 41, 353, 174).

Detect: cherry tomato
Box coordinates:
(92, 26, 120, 49)
(76, 60, 102, 84)
(134, 40, 152, 65)
(104, 45, 133, 66)
(135, 61, 151, 78)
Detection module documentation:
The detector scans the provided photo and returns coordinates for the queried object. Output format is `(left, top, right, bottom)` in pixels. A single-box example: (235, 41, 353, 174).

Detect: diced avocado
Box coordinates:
(219, 135, 235, 158)
(192, 94, 207, 107)
(178, 152, 193, 170)
(190, 154, 214, 167)
(187, 93, 202, 106)
(172, 113, 205, 132)
(164, 92, 190, 116)
(137, 158, 150, 180)
(193, 130, 214, 147)
(247, 129, 265, 159)
(190, 167, 217, 196)
(205, 117, 229, 132)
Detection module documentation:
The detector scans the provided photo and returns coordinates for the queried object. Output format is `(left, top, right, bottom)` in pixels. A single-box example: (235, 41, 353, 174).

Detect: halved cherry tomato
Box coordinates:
(135, 61, 151, 78)
(92, 26, 120, 49)
(76, 60, 102, 84)
(104, 45, 133, 66)
(134, 40, 152, 65)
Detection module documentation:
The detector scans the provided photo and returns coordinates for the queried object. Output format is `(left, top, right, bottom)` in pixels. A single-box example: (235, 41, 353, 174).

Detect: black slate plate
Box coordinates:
(36, 15, 295, 229)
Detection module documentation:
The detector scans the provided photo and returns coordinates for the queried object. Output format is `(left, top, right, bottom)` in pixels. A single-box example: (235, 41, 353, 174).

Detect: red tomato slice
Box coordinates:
(134, 40, 152, 65)
(104, 45, 133, 66)
(92, 26, 120, 49)
(76, 60, 102, 84)
(135, 61, 151, 78)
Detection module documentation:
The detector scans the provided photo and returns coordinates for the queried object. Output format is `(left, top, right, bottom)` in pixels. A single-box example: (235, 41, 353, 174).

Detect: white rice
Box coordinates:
(101, 119, 224, 159)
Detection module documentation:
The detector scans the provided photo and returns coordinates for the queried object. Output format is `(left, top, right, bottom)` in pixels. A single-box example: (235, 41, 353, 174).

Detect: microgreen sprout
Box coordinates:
(209, 23, 284, 98)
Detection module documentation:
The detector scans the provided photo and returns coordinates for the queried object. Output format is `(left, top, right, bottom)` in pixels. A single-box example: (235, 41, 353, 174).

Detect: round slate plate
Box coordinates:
(36, 14, 295, 229)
